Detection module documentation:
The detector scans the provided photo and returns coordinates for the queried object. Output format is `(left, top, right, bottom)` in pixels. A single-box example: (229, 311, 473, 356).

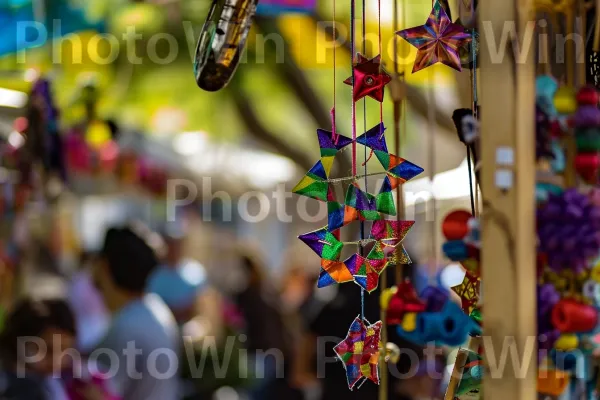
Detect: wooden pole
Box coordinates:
(480, 1, 537, 400)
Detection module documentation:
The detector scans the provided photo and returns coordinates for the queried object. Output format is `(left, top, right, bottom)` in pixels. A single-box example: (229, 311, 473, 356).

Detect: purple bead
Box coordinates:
(574, 105, 600, 127)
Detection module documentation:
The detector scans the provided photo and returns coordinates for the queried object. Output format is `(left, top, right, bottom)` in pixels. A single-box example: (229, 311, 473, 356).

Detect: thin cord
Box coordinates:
(351, 0, 357, 177)
(467, 147, 476, 215)
(470, 1, 479, 216)
(350, 0, 364, 322)
(331, 0, 337, 139)
(360, 0, 367, 322)
(428, 69, 438, 282)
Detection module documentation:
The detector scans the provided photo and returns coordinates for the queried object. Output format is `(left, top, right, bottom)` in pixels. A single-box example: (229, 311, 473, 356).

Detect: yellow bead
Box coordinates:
(402, 312, 417, 332)
(591, 266, 600, 283)
(553, 87, 577, 114)
(554, 334, 579, 350)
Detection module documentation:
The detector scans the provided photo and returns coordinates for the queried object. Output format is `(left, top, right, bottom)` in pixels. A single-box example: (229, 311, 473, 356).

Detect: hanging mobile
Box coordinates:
(194, 0, 258, 91)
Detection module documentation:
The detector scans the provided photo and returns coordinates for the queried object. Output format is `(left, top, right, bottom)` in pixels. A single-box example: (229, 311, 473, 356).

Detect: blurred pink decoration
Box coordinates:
(66, 373, 121, 400)
(97, 140, 120, 173)
(64, 131, 90, 172)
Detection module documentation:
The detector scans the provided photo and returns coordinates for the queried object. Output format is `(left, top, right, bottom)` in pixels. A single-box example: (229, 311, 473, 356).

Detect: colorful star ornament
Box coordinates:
(396, 0, 471, 73)
(343, 54, 391, 102)
(333, 316, 382, 390)
(452, 270, 481, 315)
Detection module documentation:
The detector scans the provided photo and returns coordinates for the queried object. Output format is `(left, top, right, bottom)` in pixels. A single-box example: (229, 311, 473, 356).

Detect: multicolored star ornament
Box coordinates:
(292, 128, 352, 202)
(343, 54, 392, 102)
(333, 316, 382, 390)
(396, 0, 471, 73)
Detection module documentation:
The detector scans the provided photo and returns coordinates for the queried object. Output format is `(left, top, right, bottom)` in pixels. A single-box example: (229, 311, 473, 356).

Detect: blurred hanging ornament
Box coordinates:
(536, 75, 559, 117)
(117, 150, 139, 184)
(13, 117, 28, 133)
(537, 189, 600, 272)
(551, 299, 598, 333)
(97, 140, 119, 174)
(333, 317, 382, 390)
(441, 210, 472, 240)
(343, 54, 391, 102)
(85, 120, 112, 149)
(553, 86, 578, 116)
(194, 0, 259, 91)
(538, 283, 560, 356)
(573, 86, 600, 183)
(384, 281, 426, 325)
(396, 0, 471, 73)
(64, 130, 91, 173)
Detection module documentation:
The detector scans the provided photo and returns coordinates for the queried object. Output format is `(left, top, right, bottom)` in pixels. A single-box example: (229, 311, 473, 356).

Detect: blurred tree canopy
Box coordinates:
(0, 0, 460, 158)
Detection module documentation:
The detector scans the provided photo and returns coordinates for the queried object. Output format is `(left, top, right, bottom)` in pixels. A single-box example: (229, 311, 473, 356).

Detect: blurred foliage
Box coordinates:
(0, 0, 458, 146)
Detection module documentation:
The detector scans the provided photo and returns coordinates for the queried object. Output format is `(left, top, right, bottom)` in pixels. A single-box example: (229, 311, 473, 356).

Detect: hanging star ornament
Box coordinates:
(344, 54, 392, 102)
(452, 270, 481, 314)
(334, 317, 382, 390)
(397, 0, 471, 73)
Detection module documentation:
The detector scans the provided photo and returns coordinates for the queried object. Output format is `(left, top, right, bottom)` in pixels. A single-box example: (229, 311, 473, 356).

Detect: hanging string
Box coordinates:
(349, 0, 365, 323)
(351, 0, 357, 178)
(331, 0, 338, 142)
(466, 147, 476, 216)
(428, 70, 438, 282)
(469, 0, 478, 217)
(359, 0, 367, 323)
(377, 0, 389, 399)
(393, 0, 405, 286)
(378, 0, 384, 131)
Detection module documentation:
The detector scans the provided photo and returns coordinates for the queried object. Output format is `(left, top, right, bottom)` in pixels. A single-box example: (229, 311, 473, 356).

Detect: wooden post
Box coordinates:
(480, 1, 537, 400)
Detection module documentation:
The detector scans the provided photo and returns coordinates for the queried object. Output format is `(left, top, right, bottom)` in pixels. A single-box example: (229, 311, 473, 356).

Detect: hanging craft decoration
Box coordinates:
(343, 54, 392, 102)
(573, 86, 600, 184)
(291, 0, 425, 389)
(293, 126, 423, 293)
(396, 0, 471, 73)
(333, 316, 382, 390)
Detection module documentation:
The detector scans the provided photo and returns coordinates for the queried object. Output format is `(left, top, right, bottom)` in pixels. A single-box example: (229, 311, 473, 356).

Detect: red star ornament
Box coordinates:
(344, 54, 391, 102)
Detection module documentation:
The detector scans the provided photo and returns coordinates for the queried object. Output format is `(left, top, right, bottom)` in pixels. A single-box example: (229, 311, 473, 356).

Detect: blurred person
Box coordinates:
(146, 223, 207, 325)
(92, 224, 180, 400)
(0, 297, 116, 400)
(232, 246, 301, 400)
(68, 252, 110, 353)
